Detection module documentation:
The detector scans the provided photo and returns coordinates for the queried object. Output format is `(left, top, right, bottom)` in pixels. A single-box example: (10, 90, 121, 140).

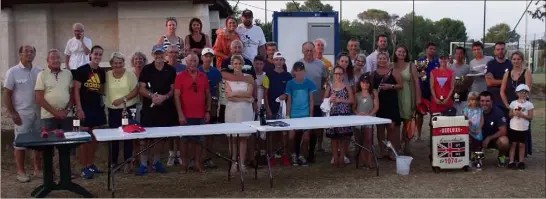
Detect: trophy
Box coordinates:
(325, 66, 334, 89)
(414, 59, 429, 81)
(454, 76, 465, 102)
(471, 151, 485, 171)
(72, 104, 80, 132)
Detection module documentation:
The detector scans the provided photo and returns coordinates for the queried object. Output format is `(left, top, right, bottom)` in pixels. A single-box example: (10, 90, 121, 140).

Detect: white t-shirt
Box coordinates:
(509, 100, 534, 131)
(64, 37, 92, 70)
(236, 24, 266, 60)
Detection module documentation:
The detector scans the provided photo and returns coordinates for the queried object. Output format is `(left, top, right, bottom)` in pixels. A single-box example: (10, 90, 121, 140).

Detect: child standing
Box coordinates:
(507, 84, 534, 170)
(463, 91, 484, 152)
(325, 66, 355, 167)
(353, 74, 379, 168)
(285, 62, 317, 167)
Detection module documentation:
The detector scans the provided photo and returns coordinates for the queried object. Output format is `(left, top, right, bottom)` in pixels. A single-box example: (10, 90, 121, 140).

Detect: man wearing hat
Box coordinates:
(198, 48, 222, 169)
(236, 9, 267, 61)
(135, 44, 177, 175)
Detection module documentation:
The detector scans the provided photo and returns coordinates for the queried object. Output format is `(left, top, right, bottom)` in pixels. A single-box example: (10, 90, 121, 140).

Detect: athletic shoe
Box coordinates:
(167, 156, 176, 166)
(88, 164, 103, 174)
(177, 157, 183, 165)
(507, 162, 517, 169)
(280, 154, 290, 166)
(291, 154, 298, 166)
(497, 155, 506, 167)
(298, 156, 308, 167)
(153, 161, 167, 173)
(81, 168, 93, 179)
(344, 156, 351, 164)
(517, 162, 526, 170)
(135, 165, 148, 176)
(16, 173, 30, 183)
(274, 152, 282, 159)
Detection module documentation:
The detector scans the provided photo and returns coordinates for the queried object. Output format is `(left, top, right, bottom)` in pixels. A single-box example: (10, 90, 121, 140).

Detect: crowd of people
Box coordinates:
(4, 9, 535, 183)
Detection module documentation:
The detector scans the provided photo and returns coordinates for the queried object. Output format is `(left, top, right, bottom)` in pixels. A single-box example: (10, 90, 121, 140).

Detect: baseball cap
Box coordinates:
(273, 52, 284, 59)
(515, 84, 530, 92)
(242, 9, 253, 17)
(152, 44, 165, 53)
(293, 61, 305, 71)
(201, 48, 214, 56)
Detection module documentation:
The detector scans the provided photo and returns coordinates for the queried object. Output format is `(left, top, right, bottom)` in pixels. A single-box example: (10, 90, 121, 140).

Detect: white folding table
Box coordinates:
(242, 115, 392, 188)
(93, 123, 257, 197)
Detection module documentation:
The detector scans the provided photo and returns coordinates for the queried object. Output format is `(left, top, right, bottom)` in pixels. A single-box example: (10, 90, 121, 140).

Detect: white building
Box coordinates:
(0, 0, 232, 79)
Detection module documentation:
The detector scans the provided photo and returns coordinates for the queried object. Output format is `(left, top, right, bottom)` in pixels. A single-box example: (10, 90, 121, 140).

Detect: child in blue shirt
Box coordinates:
(285, 62, 316, 166)
(463, 92, 484, 152)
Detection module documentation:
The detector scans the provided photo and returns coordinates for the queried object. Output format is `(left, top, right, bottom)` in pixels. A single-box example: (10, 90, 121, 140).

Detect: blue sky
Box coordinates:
(229, 1, 545, 42)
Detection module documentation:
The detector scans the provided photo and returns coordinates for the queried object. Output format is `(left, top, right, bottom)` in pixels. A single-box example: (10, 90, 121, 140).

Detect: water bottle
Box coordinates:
(72, 104, 80, 132)
(121, 102, 129, 126)
(259, 99, 267, 126)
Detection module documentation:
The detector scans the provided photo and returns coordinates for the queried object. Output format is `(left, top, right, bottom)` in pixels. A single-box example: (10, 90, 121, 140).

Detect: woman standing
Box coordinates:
(185, 18, 211, 61)
(335, 53, 356, 88)
(130, 52, 147, 170)
(224, 55, 254, 173)
(156, 17, 184, 62)
(392, 45, 421, 155)
(354, 53, 367, 79)
(372, 52, 403, 160)
(105, 52, 139, 173)
(213, 16, 239, 69)
(429, 55, 455, 114)
(325, 66, 355, 167)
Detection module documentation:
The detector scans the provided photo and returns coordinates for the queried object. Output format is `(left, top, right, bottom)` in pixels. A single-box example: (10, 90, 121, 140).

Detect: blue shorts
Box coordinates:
(182, 118, 205, 142)
(81, 105, 106, 128)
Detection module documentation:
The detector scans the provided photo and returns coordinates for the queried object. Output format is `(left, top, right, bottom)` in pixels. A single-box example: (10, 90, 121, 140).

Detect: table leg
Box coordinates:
(254, 133, 258, 180)
(349, 138, 380, 176)
(264, 132, 273, 188)
(228, 135, 232, 182)
(108, 142, 112, 191)
(236, 134, 245, 191)
(371, 145, 379, 177)
(57, 145, 94, 198)
(32, 146, 55, 198)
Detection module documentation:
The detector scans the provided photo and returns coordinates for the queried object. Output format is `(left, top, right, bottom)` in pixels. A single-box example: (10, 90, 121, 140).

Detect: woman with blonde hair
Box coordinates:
(156, 17, 184, 62)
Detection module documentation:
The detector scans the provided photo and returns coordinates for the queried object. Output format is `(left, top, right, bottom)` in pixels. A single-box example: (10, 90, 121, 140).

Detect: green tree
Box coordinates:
(230, 4, 242, 22)
(397, 12, 436, 60)
(357, 9, 390, 48)
(280, 1, 303, 12)
(254, 19, 272, 42)
(281, 0, 334, 12)
(527, 0, 545, 21)
(433, 18, 468, 55)
(483, 23, 521, 43)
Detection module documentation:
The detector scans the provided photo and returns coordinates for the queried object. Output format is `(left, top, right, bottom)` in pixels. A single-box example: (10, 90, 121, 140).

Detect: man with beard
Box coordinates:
(236, 9, 266, 61)
(365, 34, 388, 73)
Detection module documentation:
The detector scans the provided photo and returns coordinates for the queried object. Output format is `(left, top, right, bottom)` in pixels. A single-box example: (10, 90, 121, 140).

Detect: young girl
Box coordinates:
(353, 74, 379, 168)
(325, 66, 355, 167)
(508, 84, 534, 170)
(463, 92, 484, 152)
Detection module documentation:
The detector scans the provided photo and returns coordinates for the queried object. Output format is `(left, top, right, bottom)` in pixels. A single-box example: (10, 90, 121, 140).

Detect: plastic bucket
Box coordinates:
(396, 156, 413, 175)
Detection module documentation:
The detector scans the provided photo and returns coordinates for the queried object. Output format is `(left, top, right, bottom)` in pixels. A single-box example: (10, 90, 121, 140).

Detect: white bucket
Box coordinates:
(396, 156, 413, 175)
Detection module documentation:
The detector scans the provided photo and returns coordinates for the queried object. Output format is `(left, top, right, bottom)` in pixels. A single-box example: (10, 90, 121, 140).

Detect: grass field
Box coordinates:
(533, 73, 545, 85)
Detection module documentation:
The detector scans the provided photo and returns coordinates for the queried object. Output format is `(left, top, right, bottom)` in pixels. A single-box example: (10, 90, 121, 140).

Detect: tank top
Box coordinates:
(188, 33, 207, 50)
(505, 68, 527, 104)
(355, 92, 374, 114)
(162, 35, 183, 54)
(430, 67, 454, 113)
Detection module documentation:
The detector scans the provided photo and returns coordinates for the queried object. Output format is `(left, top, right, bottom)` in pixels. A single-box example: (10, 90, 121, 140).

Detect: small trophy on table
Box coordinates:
(414, 59, 429, 81)
(472, 151, 485, 171)
(454, 76, 465, 102)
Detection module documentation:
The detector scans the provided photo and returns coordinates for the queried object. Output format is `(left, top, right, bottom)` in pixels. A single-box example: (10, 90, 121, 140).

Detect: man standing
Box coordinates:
(166, 44, 186, 166)
(449, 47, 471, 115)
(479, 91, 510, 167)
(347, 38, 360, 65)
(365, 34, 389, 73)
(415, 43, 440, 140)
(174, 53, 211, 173)
(263, 42, 287, 74)
(198, 48, 222, 169)
(3, 45, 42, 182)
(298, 41, 327, 163)
(36, 49, 73, 136)
(314, 38, 333, 70)
(236, 9, 266, 61)
(167, 45, 186, 73)
(469, 41, 494, 93)
(136, 44, 177, 175)
(64, 23, 92, 74)
(486, 41, 513, 114)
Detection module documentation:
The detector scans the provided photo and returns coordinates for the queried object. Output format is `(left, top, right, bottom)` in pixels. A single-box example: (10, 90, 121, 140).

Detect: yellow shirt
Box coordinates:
(34, 68, 73, 119)
(105, 69, 138, 109)
(321, 57, 333, 70)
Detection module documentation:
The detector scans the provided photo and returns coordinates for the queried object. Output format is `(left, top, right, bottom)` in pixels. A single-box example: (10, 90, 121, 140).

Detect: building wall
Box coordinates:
(0, 1, 214, 81)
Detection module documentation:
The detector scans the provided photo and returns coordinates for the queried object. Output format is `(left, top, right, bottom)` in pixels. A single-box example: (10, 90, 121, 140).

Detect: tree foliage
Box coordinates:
(527, 0, 545, 21)
(483, 23, 520, 43)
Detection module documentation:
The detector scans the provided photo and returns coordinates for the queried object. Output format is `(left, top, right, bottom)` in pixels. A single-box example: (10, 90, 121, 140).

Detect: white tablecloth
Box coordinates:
(242, 115, 392, 132)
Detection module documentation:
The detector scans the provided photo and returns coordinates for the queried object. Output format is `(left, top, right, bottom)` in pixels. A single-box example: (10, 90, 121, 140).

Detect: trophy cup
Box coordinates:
(454, 76, 464, 102)
(414, 59, 429, 81)
(471, 151, 485, 171)
(72, 104, 80, 132)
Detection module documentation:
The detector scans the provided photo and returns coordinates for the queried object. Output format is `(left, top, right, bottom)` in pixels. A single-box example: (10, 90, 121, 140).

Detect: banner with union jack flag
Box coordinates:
(437, 142, 465, 158)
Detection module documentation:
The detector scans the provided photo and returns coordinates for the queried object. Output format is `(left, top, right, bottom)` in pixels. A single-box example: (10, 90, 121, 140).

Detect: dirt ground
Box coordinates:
(1, 86, 545, 197)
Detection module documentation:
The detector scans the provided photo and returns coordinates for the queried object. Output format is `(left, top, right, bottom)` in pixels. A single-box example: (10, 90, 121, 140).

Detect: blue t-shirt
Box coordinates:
(463, 107, 483, 140)
(174, 64, 187, 73)
(482, 106, 507, 138)
(285, 78, 317, 118)
(417, 56, 440, 100)
(265, 70, 293, 114)
(198, 66, 222, 97)
(486, 59, 512, 107)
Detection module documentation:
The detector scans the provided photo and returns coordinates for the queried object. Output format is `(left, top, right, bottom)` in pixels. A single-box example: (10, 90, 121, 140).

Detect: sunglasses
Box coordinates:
(192, 82, 197, 92)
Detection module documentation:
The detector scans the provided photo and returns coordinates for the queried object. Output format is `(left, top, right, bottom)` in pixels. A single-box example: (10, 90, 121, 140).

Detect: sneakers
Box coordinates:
(344, 156, 351, 164)
(298, 156, 308, 167)
(167, 156, 176, 166)
(507, 162, 517, 169)
(291, 154, 298, 166)
(88, 164, 103, 174)
(81, 168, 93, 179)
(153, 161, 167, 173)
(280, 153, 290, 166)
(497, 155, 506, 167)
(517, 162, 526, 170)
(16, 173, 30, 183)
(136, 165, 148, 176)
(274, 152, 282, 159)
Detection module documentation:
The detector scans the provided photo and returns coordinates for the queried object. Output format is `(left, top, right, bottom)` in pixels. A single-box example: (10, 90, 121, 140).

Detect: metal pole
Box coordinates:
(506, 0, 534, 43)
(412, 0, 415, 59)
(265, 0, 267, 23)
(524, 0, 528, 59)
(483, 0, 486, 42)
(340, 0, 342, 22)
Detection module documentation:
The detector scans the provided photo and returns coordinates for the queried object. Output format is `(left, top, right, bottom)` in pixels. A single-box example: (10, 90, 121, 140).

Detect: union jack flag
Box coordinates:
(437, 142, 465, 158)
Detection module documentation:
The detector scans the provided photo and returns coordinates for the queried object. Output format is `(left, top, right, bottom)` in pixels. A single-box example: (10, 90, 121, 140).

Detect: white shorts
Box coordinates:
(13, 112, 42, 150)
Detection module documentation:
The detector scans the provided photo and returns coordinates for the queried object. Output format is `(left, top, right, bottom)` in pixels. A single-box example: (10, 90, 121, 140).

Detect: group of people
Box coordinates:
(4, 9, 535, 184)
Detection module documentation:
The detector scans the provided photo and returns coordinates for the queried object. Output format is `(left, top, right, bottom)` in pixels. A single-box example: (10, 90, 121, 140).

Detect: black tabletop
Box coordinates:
(14, 131, 92, 148)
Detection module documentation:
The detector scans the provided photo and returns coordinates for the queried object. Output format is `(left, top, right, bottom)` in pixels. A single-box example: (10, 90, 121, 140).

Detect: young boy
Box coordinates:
(285, 61, 317, 167)
(263, 52, 293, 166)
(252, 55, 267, 165)
(507, 84, 534, 170)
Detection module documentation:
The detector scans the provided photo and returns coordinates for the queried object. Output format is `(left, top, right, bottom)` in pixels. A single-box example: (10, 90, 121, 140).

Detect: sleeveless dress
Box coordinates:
(373, 70, 402, 125)
(356, 92, 374, 114)
(430, 68, 454, 113)
(398, 63, 414, 120)
(325, 86, 353, 139)
(505, 69, 527, 104)
(225, 74, 254, 137)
